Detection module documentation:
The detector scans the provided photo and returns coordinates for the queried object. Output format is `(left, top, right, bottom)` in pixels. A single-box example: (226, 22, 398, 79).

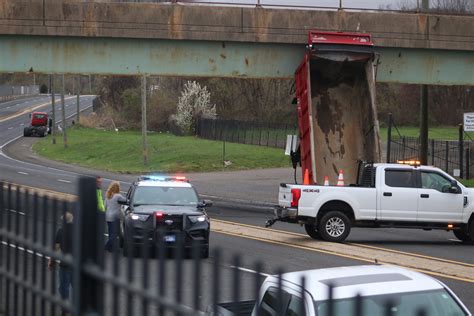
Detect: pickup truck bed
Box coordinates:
(210, 300, 256, 316)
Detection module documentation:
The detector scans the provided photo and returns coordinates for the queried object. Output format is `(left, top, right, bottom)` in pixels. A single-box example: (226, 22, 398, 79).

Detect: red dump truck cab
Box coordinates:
(31, 112, 48, 126)
(295, 31, 381, 185)
(24, 111, 49, 137)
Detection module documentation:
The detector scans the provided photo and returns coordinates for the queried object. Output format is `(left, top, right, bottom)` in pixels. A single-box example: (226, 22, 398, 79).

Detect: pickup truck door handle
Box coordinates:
(420, 194, 430, 198)
(383, 192, 392, 197)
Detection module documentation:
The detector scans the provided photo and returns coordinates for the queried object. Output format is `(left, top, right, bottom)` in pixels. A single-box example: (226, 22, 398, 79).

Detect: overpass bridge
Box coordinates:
(0, 1, 473, 85)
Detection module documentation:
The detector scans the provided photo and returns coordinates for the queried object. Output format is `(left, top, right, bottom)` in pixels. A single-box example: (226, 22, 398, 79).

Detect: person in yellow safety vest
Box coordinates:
(96, 176, 105, 212)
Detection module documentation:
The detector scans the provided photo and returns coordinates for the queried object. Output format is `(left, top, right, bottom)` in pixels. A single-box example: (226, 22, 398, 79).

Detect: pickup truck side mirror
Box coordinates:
(448, 180, 460, 194)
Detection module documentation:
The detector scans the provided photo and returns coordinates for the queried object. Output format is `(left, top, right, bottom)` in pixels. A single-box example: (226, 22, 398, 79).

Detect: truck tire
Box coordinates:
(304, 224, 321, 240)
(201, 245, 209, 259)
(23, 127, 30, 137)
(453, 229, 470, 243)
(318, 211, 351, 242)
(465, 220, 474, 245)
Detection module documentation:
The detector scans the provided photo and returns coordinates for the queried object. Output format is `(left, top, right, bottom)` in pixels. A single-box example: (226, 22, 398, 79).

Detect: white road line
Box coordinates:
(1, 241, 46, 258)
(17, 171, 28, 175)
(229, 265, 271, 277)
(57, 179, 72, 184)
(8, 127, 13, 130)
(448, 239, 462, 243)
(7, 208, 26, 216)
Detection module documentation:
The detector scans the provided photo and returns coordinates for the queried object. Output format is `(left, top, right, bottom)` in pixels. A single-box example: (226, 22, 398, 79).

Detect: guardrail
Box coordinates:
(103, 0, 473, 15)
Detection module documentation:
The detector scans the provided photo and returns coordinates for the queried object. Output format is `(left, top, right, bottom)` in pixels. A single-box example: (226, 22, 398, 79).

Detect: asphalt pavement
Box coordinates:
(4, 135, 298, 210)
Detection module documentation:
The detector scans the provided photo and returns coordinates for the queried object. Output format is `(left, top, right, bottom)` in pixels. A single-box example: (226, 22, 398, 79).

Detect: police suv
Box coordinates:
(119, 175, 211, 258)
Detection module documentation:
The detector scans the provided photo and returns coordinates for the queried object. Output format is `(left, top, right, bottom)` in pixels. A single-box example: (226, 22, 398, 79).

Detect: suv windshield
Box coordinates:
(132, 186, 198, 206)
(315, 289, 466, 316)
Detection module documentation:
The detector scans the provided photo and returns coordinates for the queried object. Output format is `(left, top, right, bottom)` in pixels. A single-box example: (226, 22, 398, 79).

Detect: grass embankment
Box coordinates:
(33, 127, 290, 173)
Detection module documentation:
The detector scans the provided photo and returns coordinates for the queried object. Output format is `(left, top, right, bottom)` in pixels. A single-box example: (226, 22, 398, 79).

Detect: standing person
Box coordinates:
(48, 210, 74, 304)
(105, 181, 126, 252)
(96, 176, 105, 213)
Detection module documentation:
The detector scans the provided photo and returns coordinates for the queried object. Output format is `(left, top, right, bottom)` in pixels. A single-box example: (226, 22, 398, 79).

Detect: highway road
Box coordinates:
(0, 96, 473, 314)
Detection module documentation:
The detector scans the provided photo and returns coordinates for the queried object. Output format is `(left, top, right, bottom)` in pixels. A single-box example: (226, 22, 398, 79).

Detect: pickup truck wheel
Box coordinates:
(466, 221, 474, 244)
(318, 211, 351, 242)
(304, 224, 321, 239)
(453, 229, 470, 242)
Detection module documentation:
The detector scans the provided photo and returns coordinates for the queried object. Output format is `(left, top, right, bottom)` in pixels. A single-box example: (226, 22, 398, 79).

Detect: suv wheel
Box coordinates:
(304, 223, 321, 240)
(201, 245, 209, 259)
(318, 211, 351, 242)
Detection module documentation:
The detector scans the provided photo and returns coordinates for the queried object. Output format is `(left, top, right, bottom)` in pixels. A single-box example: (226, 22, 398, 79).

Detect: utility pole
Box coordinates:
(76, 76, 80, 124)
(61, 74, 68, 148)
(50, 75, 56, 145)
(419, 0, 429, 165)
(422, 0, 429, 12)
(141, 74, 148, 165)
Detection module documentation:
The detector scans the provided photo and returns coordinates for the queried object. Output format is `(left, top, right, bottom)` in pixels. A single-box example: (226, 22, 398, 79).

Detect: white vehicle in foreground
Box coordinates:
(271, 162, 474, 243)
(214, 265, 470, 315)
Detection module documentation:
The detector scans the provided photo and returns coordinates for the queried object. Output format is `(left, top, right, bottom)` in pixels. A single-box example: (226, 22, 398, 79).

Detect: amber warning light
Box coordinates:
(397, 160, 421, 166)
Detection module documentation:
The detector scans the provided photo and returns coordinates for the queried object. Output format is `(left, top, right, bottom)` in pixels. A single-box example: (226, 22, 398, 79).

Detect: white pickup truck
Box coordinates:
(271, 162, 474, 243)
(212, 265, 471, 315)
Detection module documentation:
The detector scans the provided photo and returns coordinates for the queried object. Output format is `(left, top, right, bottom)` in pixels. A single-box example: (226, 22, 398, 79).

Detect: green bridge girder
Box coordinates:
(0, 35, 472, 85)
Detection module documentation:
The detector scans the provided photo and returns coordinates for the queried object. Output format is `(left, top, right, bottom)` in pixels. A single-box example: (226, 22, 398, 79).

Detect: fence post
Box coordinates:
(386, 113, 392, 163)
(466, 147, 470, 180)
(431, 139, 435, 165)
(445, 141, 449, 172)
(75, 176, 104, 316)
(459, 124, 464, 179)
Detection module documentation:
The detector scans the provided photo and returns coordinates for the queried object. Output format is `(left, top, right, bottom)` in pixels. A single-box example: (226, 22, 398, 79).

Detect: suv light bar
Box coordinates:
(138, 174, 189, 182)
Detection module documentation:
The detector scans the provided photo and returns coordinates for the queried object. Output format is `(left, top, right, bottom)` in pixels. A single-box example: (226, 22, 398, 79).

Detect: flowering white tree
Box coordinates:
(174, 81, 216, 134)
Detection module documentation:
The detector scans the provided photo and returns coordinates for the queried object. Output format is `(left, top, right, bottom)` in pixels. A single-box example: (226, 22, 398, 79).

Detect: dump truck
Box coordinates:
(294, 31, 381, 185)
(23, 111, 50, 137)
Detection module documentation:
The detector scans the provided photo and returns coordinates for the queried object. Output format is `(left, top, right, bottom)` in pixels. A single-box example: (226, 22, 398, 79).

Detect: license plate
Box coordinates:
(164, 235, 176, 243)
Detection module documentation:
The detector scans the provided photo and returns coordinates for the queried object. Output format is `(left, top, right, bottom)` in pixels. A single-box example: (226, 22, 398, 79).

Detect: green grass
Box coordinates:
(460, 179, 474, 187)
(379, 126, 473, 141)
(33, 127, 290, 173)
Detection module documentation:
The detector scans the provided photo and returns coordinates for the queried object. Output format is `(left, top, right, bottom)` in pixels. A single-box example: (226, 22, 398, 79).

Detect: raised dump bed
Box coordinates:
(295, 31, 381, 184)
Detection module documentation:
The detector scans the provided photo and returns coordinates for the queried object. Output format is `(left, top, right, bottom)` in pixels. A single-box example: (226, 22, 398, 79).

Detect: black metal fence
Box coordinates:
(196, 118, 298, 149)
(0, 179, 438, 316)
(388, 135, 474, 179)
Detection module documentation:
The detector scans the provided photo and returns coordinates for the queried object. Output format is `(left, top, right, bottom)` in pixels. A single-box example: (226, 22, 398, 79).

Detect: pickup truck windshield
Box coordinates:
(132, 186, 198, 206)
(315, 289, 466, 316)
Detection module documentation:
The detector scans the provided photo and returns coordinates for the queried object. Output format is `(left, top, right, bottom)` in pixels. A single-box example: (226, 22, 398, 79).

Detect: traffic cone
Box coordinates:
(303, 169, 310, 185)
(323, 176, 329, 186)
(336, 170, 344, 186)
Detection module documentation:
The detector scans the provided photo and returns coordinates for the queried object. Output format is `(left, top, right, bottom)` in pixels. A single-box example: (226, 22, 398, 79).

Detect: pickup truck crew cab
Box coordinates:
(213, 265, 470, 315)
(272, 162, 474, 243)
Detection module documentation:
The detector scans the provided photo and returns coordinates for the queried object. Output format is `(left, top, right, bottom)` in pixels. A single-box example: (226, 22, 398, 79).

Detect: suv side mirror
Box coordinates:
(118, 199, 129, 205)
(198, 200, 213, 208)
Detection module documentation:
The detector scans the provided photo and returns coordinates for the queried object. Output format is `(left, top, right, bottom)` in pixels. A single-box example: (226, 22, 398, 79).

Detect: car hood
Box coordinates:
(132, 204, 203, 215)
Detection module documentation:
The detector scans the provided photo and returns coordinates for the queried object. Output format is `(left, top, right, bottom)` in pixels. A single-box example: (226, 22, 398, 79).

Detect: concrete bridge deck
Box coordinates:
(0, 1, 472, 84)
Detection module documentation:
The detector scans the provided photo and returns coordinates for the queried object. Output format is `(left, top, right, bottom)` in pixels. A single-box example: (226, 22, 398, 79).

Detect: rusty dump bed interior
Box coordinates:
(296, 32, 381, 185)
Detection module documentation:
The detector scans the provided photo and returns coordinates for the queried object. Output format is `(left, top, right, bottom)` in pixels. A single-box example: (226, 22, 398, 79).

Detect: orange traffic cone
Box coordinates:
(303, 169, 310, 185)
(323, 176, 329, 186)
(336, 170, 344, 186)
